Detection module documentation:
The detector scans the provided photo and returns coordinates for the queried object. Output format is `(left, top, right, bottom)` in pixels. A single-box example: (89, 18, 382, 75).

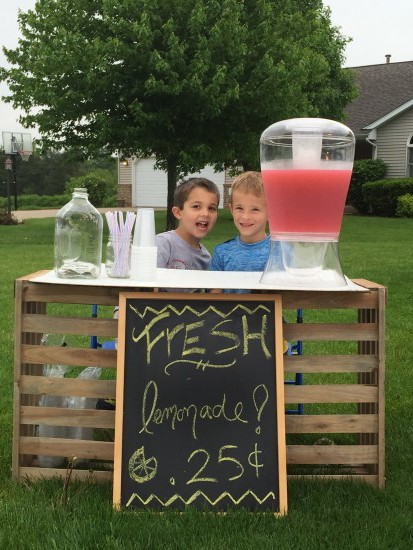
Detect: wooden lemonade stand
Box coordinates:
(13, 269, 385, 488)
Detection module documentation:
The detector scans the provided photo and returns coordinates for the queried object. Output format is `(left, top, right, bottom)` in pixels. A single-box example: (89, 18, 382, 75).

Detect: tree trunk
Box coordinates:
(166, 157, 178, 231)
(242, 160, 255, 172)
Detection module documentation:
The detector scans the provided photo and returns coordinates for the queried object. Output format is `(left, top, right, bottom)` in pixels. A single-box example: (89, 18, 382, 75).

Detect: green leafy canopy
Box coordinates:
(1, 0, 356, 226)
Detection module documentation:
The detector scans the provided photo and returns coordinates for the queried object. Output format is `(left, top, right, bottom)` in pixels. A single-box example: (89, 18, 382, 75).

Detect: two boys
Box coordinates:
(159, 171, 268, 283)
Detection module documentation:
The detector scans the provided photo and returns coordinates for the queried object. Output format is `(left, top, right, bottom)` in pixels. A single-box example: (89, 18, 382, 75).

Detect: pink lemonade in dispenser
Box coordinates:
(259, 118, 355, 288)
(262, 168, 352, 240)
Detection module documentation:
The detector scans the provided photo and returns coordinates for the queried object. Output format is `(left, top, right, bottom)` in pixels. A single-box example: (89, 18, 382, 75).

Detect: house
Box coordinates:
(345, 57, 413, 177)
(118, 58, 413, 207)
(117, 157, 232, 209)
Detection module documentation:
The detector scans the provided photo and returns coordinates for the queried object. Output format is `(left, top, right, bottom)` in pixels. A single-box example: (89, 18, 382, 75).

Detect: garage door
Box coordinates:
(134, 158, 225, 208)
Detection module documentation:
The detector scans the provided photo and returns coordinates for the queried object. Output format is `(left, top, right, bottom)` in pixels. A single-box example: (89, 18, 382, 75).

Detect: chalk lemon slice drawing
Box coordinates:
(129, 446, 158, 483)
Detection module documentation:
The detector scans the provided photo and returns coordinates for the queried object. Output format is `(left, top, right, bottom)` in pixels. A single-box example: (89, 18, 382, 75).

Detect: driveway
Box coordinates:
(12, 207, 132, 222)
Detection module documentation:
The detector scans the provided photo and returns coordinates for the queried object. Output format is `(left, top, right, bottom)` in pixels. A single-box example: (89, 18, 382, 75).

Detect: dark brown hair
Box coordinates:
(174, 177, 220, 209)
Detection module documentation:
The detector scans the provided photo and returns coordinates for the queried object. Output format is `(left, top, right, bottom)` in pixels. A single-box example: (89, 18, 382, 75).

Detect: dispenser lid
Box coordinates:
(260, 118, 354, 143)
(260, 117, 355, 168)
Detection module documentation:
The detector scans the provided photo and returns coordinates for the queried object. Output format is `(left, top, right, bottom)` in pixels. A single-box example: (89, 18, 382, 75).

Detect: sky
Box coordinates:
(1, 0, 413, 147)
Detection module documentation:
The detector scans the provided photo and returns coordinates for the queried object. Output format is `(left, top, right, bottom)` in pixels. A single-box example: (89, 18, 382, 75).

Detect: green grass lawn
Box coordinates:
(1, 212, 413, 548)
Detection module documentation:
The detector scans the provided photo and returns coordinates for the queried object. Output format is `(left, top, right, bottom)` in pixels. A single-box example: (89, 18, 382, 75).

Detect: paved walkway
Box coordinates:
(11, 207, 132, 222)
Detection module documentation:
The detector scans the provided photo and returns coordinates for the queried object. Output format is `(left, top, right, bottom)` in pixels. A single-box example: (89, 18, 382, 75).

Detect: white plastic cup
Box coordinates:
(130, 245, 158, 281)
(133, 208, 156, 247)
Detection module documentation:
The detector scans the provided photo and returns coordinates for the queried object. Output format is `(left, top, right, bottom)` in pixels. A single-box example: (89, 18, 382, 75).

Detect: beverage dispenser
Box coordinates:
(260, 118, 355, 288)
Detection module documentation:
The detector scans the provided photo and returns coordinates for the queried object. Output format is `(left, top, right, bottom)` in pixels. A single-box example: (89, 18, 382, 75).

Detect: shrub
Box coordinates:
(102, 193, 117, 208)
(395, 194, 413, 218)
(0, 209, 19, 225)
(0, 194, 68, 210)
(66, 170, 114, 207)
(363, 178, 413, 217)
(347, 159, 387, 213)
(0, 192, 116, 210)
(65, 174, 106, 207)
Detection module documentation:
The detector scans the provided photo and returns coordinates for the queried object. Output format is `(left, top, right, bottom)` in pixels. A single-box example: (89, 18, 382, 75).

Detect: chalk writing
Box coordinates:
(114, 294, 287, 513)
(130, 303, 273, 371)
(126, 490, 277, 508)
(128, 447, 157, 483)
(139, 380, 249, 439)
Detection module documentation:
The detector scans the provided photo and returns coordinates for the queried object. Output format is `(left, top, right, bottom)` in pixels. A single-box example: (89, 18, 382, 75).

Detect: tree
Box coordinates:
(1, 0, 245, 228)
(207, 0, 357, 172)
(1, 0, 356, 228)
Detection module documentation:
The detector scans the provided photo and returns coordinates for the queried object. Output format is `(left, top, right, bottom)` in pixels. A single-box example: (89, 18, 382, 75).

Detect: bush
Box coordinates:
(0, 209, 19, 225)
(396, 194, 413, 218)
(347, 159, 387, 213)
(363, 178, 413, 217)
(0, 191, 117, 210)
(0, 194, 68, 210)
(66, 170, 114, 207)
(102, 193, 117, 207)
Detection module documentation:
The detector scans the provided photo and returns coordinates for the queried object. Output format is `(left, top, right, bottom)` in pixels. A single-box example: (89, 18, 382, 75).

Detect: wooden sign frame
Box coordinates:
(113, 292, 287, 514)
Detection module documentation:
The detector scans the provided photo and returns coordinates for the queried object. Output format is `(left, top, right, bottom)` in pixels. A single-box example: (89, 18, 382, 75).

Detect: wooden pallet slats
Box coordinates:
(19, 467, 113, 482)
(13, 273, 385, 487)
(284, 354, 378, 373)
(21, 406, 115, 429)
(20, 276, 145, 305)
(285, 384, 379, 404)
(284, 322, 378, 341)
(287, 444, 378, 464)
(286, 413, 378, 433)
(280, 290, 377, 310)
(20, 375, 116, 399)
(21, 344, 117, 369)
(20, 436, 114, 461)
(22, 313, 117, 338)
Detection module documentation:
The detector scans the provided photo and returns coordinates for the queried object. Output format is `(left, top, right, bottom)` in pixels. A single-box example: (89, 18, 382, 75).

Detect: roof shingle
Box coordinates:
(344, 60, 413, 136)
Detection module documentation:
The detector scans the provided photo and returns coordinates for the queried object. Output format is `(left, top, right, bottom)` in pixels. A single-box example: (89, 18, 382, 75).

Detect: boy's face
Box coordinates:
(172, 187, 218, 247)
(229, 190, 267, 243)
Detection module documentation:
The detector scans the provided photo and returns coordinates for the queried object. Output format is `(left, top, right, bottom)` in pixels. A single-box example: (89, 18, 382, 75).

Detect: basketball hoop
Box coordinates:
(18, 150, 32, 162)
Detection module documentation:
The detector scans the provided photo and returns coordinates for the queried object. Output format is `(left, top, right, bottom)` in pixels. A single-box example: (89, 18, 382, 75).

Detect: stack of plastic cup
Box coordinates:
(130, 208, 157, 281)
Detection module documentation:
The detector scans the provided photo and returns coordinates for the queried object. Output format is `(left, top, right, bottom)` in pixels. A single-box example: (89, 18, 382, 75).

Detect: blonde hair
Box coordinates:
(230, 171, 263, 204)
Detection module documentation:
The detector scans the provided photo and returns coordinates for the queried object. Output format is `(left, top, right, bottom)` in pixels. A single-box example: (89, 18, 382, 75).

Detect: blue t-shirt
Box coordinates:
(210, 235, 271, 293)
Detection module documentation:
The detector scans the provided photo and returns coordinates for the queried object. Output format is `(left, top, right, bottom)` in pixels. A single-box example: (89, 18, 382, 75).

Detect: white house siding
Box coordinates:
(132, 157, 226, 208)
(376, 108, 413, 178)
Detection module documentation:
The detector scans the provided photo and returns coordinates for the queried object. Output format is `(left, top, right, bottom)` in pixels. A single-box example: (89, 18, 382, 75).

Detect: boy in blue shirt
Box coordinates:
(210, 171, 273, 291)
(210, 171, 287, 351)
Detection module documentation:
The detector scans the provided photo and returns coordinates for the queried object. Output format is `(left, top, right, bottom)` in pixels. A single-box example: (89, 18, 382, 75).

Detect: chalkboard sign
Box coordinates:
(113, 292, 287, 514)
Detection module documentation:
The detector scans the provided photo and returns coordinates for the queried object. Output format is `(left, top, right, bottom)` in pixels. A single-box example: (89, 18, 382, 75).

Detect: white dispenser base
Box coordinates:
(260, 240, 348, 289)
